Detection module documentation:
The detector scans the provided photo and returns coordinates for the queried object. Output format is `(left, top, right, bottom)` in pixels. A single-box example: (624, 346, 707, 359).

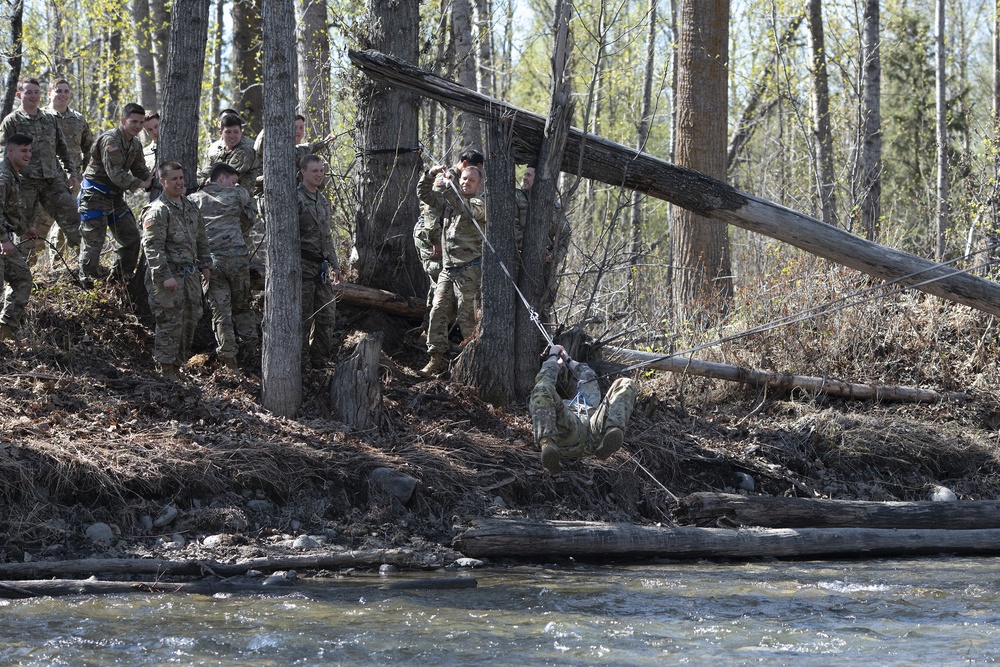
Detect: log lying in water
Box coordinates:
(0, 548, 421, 581)
(454, 518, 1000, 559)
(677, 492, 1000, 529)
(604, 348, 967, 404)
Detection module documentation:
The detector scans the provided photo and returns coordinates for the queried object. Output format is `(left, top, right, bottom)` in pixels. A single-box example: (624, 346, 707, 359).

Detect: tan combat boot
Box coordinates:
(594, 427, 624, 460)
(418, 352, 446, 377)
(219, 356, 238, 371)
(0, 324, 14, 342)
(539, 438, 562, 474)
(160, 364, 180, 382)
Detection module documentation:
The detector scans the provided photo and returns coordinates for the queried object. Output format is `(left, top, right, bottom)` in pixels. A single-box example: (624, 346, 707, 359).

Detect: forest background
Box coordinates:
(0, 0, 997, 394)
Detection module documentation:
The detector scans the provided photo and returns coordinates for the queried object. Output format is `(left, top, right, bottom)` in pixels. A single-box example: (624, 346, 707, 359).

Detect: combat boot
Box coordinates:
(418, 352, 446, 377)
(540, 440, 562, 474)
(160, 364, 180, 382)
(219, 356, 238, 371)
(594, 427, 623, 460)
(0, 324, 14, 342)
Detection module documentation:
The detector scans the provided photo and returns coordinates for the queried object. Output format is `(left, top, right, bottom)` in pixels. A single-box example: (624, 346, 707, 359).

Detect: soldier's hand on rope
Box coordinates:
(0, 240, 14, 256)
(163, 277, 179, 291)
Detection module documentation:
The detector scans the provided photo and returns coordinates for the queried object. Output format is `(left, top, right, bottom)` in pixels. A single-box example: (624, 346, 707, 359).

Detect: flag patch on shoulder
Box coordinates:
(107, 145, 119, 152)
(143, 218, 156, 228)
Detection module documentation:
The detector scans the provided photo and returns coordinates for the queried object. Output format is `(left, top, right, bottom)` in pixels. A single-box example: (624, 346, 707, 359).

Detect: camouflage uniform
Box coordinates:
(298, 183, 338, 367)
(78, 126, 152, 280)
(188, 182, 258, 360)
(529, 357, 637, 459)
(139, 193, 212, 366)
(0, 157, 33, 330)
(418, 169, 486, 354)
(143, 140, 161, 202)
(0, 107, 81, 258)
(39, 105, 93, 262)
(198, 136, 261, 194)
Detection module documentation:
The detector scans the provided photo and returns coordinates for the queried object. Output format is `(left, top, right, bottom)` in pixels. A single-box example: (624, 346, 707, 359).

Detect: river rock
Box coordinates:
(202, 534, 229, 548)
(453, 558, 485, 569)
(379, 564, 399, 576)
(930, 485, 958, 502)
(153, 505, 178, 528)
(139, 515, 154, 533)
(85, 522, 115, 546)
(370, 467, 417, 504)
(292, 535, 320, 550)
(246, 499, 273, 512)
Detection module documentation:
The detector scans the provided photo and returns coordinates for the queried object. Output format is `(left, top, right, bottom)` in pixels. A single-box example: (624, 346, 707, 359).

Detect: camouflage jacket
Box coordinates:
(417, 169, 486, 269)
(140, 194, 213, 285)
(45, 105, 94, 174)
(83, 127, 151, 195)
(0, 157, 24, 242)
(0, 107, 77, 180)
(297, 184, 338, 269)
(188, 182, 256, 252)
(199, 136, 260, 193)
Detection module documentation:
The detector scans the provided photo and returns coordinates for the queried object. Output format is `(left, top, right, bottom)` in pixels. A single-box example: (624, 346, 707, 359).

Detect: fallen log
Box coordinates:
(349, 49, 1000, 318)
(333, 281, 425, 319)
(605, 348, 968, 404)
(0, 548, 421, 581)
(677, 492, 1000, 529)
(454, 518, 1000, 559)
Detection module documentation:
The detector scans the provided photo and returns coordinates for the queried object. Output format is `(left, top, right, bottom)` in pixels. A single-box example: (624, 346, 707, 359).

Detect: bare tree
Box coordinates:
(1, 0, 23, 119)
(149, 0, 170, 108)
(856, 0, 881, 241)
(132, 0, 158, 110)
(158, 0, 210, 192)
(351, 0, 424, 297)
(210, 0, 225, 119)
(808, 0, 837, 226)
(629, 0, 657, 305)
(452, 0, 480, 150)
(671, 0, 732, 326)
(260, 0, 301, 417)
(934, 0, 948, 261)
(296, 0, 330, 134)
(233, 0, 263, 132)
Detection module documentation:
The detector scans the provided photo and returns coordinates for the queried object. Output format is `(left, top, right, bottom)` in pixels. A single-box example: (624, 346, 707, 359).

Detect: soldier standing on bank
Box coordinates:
(198, 112, 260, 195)
(142, 111, 161, 202)
(298, 154, 341, 369)
(0, 135, 36, 343)
(0, 77, 81, 266)
(139, 161, 212, 381)
(77, 102, 153, 286)
(188, 163, 259, 371)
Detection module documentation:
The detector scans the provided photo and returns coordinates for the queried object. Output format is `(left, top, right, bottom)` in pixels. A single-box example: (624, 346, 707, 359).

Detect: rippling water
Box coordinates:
(2, 557, 998, 665)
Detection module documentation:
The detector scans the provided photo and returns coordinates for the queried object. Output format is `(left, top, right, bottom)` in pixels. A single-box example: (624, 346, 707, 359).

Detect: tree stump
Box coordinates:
(330, 332, 383, 430)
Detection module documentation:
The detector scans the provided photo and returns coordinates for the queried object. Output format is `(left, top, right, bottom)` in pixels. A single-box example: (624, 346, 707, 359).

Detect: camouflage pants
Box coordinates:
(530, 361, 637, 459)
(17, 177, 81, 265)
(145, 266, 204, 366)
(0, 247, 32, 329)
(426, 262, 480, 353)
(78, 190, 139, 280)
(206, 251, 258, 358)
(302, 259, 336, 366)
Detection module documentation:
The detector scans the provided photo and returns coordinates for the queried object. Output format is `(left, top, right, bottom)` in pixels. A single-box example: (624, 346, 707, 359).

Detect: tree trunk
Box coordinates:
(149, 0, 170, 109)
(513, 0, 573, 399)
(1, 0, 23, 119)
(260, 0, 301, 418)
(351, 0, 423, 298)
(451, 0, 480, 150)
(210, 0, 225, 119)
(455, 518, 1000, 560)
(453, 111, 518, 405)
(330, 333, 383, 428)
(678, 493, 1000, 529)
(47, 0, 68, 76)
(473, 0, 493, 98)
(348, 49, 1000, 319)
(992, 0, 1000, 270)
(808, 0, 836, 226)
(296, 0, 331, 134)
(233, 0, 263, 133)
(856, 0, 881, 241)
(935, 0, 948, 262)
(105, 30, 123, 119)
(159, 0, 210, 193)
(629, 0, 657, 306)
(671, 0, 732, 327)
(132, 0, 158, 110)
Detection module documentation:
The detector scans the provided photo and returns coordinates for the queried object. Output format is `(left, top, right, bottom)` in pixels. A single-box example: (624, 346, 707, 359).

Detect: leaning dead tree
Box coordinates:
(348, 49, 1000, 319)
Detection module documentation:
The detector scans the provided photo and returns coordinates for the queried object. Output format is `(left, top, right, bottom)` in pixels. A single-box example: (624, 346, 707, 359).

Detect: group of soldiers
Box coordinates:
(0, 76, 340, 380)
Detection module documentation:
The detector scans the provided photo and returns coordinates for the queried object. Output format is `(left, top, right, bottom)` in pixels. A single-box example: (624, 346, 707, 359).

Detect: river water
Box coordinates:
(2, 557, 998, 665)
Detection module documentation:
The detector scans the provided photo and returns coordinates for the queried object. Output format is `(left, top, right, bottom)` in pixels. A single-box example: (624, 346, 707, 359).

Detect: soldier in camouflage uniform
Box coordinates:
(40, 78, 94, 267)
(298, 154, 341, 368)
(529, 344, 637, 474)
(417, 163, 487, 377)
(140, 161, 213, 380)
(0, 135, 36, 342)
(188, 162, 258, 370)
(77, 102, 154, 284)
(142, 111, 161, 202)
(412, 149, 484, 337)
(198, 112, 261, 195)
(0, 77, 81, 264)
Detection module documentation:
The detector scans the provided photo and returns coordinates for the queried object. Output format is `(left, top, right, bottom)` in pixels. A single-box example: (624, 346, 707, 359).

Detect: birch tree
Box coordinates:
(857, 0, 882, 241)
